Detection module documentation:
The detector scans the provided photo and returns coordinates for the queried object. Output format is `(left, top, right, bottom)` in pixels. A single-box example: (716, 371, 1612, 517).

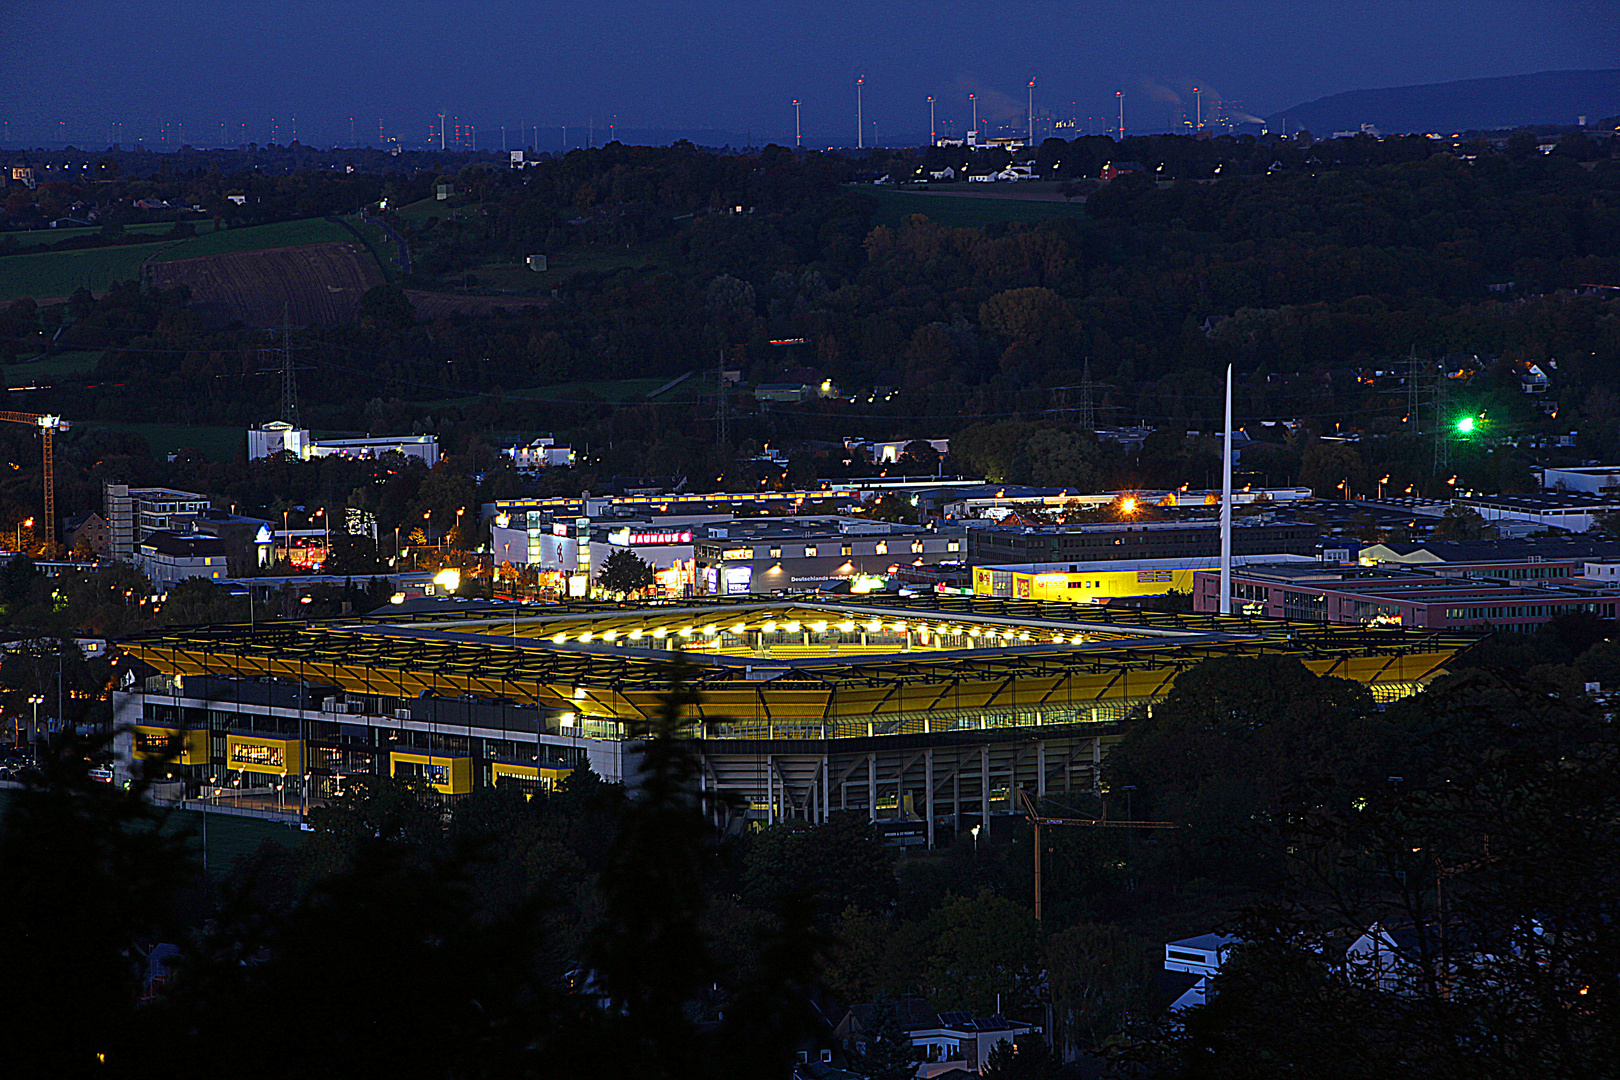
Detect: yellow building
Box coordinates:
(118, 593, 1473, 842)
(973, 556, 1315, 605)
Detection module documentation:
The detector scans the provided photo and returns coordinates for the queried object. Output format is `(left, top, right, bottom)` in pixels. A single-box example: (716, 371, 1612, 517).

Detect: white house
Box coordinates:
(136, 529, 228, 590)
(1165, 933, 1239, 1010)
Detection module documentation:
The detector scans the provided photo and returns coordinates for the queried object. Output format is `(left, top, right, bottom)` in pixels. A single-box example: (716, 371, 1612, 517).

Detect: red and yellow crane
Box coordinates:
(0, 411, 69, 550)
(1019, 789, 1178, 920)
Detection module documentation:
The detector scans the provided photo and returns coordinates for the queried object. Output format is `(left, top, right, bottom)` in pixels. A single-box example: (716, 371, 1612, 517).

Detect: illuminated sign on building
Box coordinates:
(722, 548, 754, 560)
(629, 531, 692, 545)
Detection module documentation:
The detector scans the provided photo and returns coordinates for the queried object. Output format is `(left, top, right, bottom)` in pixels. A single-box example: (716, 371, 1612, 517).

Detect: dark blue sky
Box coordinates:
(4, 0, 1615, 149)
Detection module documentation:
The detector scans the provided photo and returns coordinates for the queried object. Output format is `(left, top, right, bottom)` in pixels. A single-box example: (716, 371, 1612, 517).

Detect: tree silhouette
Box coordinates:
(596, 547, 655, 597)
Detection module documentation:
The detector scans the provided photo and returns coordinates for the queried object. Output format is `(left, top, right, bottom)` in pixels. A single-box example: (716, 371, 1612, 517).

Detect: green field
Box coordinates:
(76, 423, 244, 462)
(0, 217, 365, 301)
(0, 788, 302, 873)
(4, 350, 103, 383)
(168, 805, 305, 868)
(418, 377, 670, 409)
(154, 217, 354, 261)
(393, 196, 477, 224)
(342, 214, 398, 282)
(867, 185, 1091, 227)
(2, 222, 178, 250)
(0, 241, 166, 302)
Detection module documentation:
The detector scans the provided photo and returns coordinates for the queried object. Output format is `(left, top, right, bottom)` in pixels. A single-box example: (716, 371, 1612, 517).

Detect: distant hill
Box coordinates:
(1274, 69, 1620, 136)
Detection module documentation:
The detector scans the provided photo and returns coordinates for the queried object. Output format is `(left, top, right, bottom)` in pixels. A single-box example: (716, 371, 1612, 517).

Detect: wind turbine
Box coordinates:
(857, 75, 864, 149)
(793, 99, 801, 147)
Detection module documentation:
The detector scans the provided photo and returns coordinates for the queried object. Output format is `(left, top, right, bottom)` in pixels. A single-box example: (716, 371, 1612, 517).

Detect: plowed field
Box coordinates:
(151, 241, 384, 327)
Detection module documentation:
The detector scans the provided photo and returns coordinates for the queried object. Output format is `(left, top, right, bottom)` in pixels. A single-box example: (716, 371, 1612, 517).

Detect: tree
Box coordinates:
(1046, 923, 1160, 1055)
(595, 547, 655, 596)
(0, 731, 190, 1073)
(1142, 671, 1620, 1080)
(1105, 655, 1385, 880)
(1431, 503, 1496, 541)
(358, 284, 416, 329)
(1298, 440, 1366, 499)
(741, 812, 897, 922)
(925, 893, 1044, 1016)
(851, 994, 920, 1080)
(982, 1033, 1059, 1080)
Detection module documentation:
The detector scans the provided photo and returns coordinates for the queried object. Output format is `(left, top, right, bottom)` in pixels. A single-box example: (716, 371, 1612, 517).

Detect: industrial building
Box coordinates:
(116, 596, 1471, 843)
(966, 519, 1322, 566)
(247, 421, 440, 467)
(972, 555, 1315, 604)
(104, 484, 212, 562)
(1193, 561, 1620, 631)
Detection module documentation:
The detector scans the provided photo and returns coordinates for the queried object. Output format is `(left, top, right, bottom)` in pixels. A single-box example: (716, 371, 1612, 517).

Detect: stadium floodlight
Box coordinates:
(1455, 416, 1476, 434)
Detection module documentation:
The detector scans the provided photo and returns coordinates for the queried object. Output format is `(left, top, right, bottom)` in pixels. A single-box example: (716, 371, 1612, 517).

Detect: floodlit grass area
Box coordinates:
(76, 423, 244, 462)
(155, 217, 354, 261)
(166, 805, 305, 868)
(867, 185, 1090, 228)
(1, 222, 177, 249)
(0, 242, 166, 302)
(0, 789, 303, 873)
(4, 350, 103, 382)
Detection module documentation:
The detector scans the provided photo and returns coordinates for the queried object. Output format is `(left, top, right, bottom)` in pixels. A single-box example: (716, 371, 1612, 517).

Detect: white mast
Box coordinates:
(1220, 362, 1233, 615)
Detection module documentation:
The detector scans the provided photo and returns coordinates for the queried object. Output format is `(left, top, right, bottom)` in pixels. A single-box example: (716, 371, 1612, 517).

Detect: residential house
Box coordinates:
(836, 997, 1040, 1077)
(64, 512, 111, 557)
(1164, 933, 1239, 1011)
(136, 529, 228, 590)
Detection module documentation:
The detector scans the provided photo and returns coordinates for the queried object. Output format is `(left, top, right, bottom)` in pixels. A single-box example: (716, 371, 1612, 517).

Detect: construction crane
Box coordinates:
(0, 411, 69, 550)
(1018, 789, 1178, 921)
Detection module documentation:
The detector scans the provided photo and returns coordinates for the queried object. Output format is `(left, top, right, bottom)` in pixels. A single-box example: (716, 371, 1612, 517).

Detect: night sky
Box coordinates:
(4, 0, 1616, 149)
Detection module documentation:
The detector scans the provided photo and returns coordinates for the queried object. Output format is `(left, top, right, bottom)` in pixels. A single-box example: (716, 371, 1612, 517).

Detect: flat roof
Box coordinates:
(123, 595, 1477, 729)
(985, 555, 1316, 574)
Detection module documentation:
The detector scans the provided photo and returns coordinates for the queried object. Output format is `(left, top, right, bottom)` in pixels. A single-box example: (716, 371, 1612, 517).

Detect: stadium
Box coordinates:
(115, 596, 1474, 844)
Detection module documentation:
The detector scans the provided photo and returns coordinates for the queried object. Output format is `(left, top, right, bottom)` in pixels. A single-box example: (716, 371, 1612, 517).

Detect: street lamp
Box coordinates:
(17, 517, 32, 552)
(26, 693, 43, 743)
(970, 823, 981, 855)
(314, 508, 328, 568)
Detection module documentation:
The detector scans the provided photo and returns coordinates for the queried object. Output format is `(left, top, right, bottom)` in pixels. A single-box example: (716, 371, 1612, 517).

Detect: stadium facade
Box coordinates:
(115, 596, 1473, 844)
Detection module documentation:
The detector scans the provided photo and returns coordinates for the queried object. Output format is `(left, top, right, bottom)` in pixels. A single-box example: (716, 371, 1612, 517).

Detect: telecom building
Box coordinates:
(116, 596, 1472, 843)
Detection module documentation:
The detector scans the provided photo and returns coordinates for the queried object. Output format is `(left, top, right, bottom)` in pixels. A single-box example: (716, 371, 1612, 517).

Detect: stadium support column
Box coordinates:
(766, 756, 775, 826)
(981, 746, 991, 833)
(1220, 362, 1233, 615)
(868, 753, 877, 822)
(925, 748, 936, 849)
(1037, 742, 1046, 799)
